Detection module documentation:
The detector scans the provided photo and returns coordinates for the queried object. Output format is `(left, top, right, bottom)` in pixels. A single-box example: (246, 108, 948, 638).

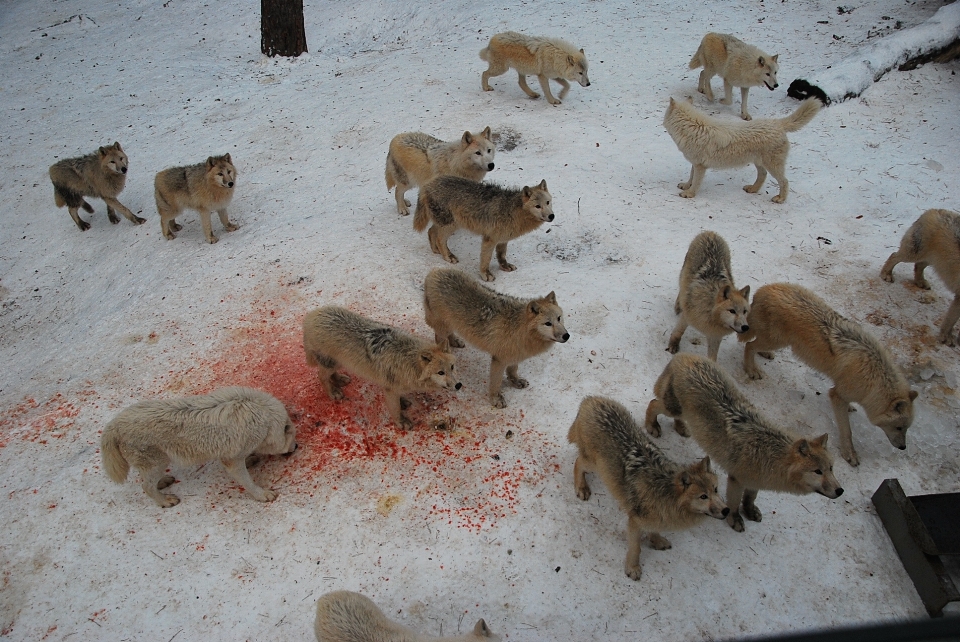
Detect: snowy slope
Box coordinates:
(1, 0, 958, 640)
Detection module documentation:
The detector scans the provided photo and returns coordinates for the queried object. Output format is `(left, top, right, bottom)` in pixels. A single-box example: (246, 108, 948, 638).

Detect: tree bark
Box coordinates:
(261, 0, 307, 58)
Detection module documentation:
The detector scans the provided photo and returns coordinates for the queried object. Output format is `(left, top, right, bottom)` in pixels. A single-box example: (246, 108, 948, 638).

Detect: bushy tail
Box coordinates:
(779, 98, 821, 133)
(101, 427, 130, 483)
(412, 192, 430, 232)
(688, 42, 704, 70)
(479, 46, 490, 62)
(384, 152, 396, 191)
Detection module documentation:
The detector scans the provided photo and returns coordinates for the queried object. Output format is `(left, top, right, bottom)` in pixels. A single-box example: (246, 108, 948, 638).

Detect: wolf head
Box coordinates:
(462, 126, 496, 173)
(527, 291, 569, 344)
(787, 434, 843, 498)
(565, 49, 590, 87)
(676, 457, 729, 519)
(98, 141, 128, 176)
(757, 54, 779, 90)
(714, 284, 751, 335)
(867, 390, 917, 451)
(255, 400, 299, 456)
(418, 346, 462, 392)
(206, 153, 236, 189)
(522, 180, 553, 222)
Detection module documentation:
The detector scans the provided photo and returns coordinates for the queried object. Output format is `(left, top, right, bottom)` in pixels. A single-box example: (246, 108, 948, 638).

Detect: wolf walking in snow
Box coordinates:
(689, 32, 779, 120)
(480, 31, 590, 105)
(155, 153, 238, 243)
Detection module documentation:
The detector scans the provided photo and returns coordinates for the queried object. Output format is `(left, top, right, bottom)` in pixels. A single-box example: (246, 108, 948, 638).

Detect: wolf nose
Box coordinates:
(586, 81, 591, 86)
(834, 487, 844, 497)
(547, 213, 555, 222)
(227, 181, 234, 188)
(898, 445, 906, 450)
(121, 167, 128, 174)
(741, 325, 749, 333)
(488, 163, 495, 170)
(721, 507, 730, 517)
(455, 382, 462, 390)
(560, 333, 570, 342)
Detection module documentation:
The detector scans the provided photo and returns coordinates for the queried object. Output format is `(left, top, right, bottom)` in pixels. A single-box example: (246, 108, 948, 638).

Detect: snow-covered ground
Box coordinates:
(1, 0, 958, 640)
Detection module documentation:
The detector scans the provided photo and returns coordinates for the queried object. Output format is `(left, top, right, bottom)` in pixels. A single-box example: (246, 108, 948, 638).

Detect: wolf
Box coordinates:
(154, 154, 238, 243)
(663, 96, 820, 203)
(413, 176, 553, 281)
(880, 208, 960, 346)
(689, 32, 780, 120)
(667, 231, 750, 360)
(49, 142, 145, 231)
(100, 386, 297, 507)
(385, 128, 496, 216)
(302, 306, 461, 429)
(739, 283, 918, 466)
(567, 395, 728, 580)
(644, 353, 844, 532)
(423, 268, 569, 408)
(480, 31, 590, 105)
(315, 591, 499, 642)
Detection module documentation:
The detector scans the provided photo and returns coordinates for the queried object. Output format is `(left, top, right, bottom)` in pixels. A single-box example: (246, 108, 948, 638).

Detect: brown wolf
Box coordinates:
(423, 268, 569, 408)
(49, 142, 145, 231)
(740, 283, 918, 466)
(644, 353, 844, 532)
(667, 231, 750, 360)
(880, 208, 960, 346)
(413, 176, 553, 281)
(101, 387, 297, 507)
(154, 154, 238, 243)
(480, 31, 590, 105)
(689, 33, 780, 120)
(385, 128, 495, 216)
(302, 306, 461, 430)
(568, 395, 728, 580)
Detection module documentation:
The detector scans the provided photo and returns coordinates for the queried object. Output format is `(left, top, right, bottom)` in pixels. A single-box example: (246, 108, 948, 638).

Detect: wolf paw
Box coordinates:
(771, 194, 786, 204)
(329, 388, 345, 401)
(757, 351, 774, 360)
(448, 336, 466, 348)
(399, 397, 412, 410)
(548, 98, 562, 105)
(677, 181, 692, 190)
(331, 373, 351, 387)
(491, 394, 507, 409)
(575, 484, 591, 501)
(625, 565, 642, 581)
(719, 98, 732, 105)
(171, 221, 183, 231)
(134, 216, 146, 225)
(666, 341, 680, 354)
(508, 377, 529, 389)
(444, 253, 459, 264)
(648, 534, 672, 550)
(253, 489, 278, 502)
(727, 512, 745, 532)
(941, 331, 958, 347)
(743, 184, 760, 194)
(743, 504, 762, 523)
(157, 476, 176, 490)
(108, 211, 120, 224)
(397, 415, 414, 431)
(745, 366, 764, 380)
(842, 450, 860, 467)
(679, 190, 696, 199)
(398, 205, 410, 216)
(673, 419, 690, 438)
(159, 494, 181, 508)
(207, 235, 220, 244)
(163, 231, 177, 240)
(499, 262, 517, 272)
(77, 219, 92, 231)
(741, 113, 753, 121)
(480, 270, 496, 282)
(645, 420, 662, 438)
(224, 223, 239, 232)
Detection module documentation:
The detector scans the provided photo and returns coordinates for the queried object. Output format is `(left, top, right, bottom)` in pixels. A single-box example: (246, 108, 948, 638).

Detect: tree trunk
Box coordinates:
(261, 0, 307, 58)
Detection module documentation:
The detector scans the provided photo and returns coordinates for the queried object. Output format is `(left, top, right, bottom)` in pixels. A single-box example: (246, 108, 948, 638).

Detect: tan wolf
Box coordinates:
(413, 176, 553, 281)
(663, 96, 820, 203)
(314, 591, 500, 642)
(423, 268, 569, 408)
(644, 353, 844, 532)
(480, 31, 590, 105)
(689, 33, 780, 120)
(302, 306, 461, 430)
(880, 208, 960, 346)
(101, 387, 297, 507)
(568, 395, 728, 580)
(667, 231, 750, 360)
(385, 128, 496, 216)
(49, 142, 145, 231)
(154, 154, 238, 243)
(739, 283, 918, 466)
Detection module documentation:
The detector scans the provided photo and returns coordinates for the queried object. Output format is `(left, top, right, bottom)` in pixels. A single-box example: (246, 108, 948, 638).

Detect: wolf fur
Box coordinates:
(739, 283, 918, 467)
(314, 591, 499, 642)
(663, 96, 820, 203)
(49, 142, 145, 231)
(644, 353, 844, 532)
(480, 31, 590, 105)
(413, 176, 553, 281)
(100, 386, 297, 507)
(567, 396, 728, 580)
(423, 268, 569, 408)
(667, 231, 750, 360)
(302, 306, 461, 430)
(880, 208, 960, 346)
(154, 154, 238, 243)
(689, 32, 780, 120)
(385, 128, 496, 216)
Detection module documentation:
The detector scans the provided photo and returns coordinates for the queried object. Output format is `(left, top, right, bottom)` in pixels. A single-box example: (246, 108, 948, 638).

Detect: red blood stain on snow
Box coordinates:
(0, 389, 98, 448)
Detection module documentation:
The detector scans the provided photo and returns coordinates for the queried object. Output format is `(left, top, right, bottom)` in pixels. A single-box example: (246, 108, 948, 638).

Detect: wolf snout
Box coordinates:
(455, 382, 463, 390)
(898, 444, 906, 450)
(121, 166, 128, 174)
(721, 507, 730, 517)
(227, 181, 235, 188)
(487, 162, 495, 170)
(284, 442, 298, 456)
(738, 324, 749, 333)
(766, 82, 778, 90)
(557, 332, 570, 343)
(546, 213, 555, 222)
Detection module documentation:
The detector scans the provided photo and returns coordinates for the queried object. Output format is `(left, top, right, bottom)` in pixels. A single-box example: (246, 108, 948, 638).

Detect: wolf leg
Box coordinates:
(624, 514, 644, 580)
(222, 457, 276, 502)
(698, 71, 715, 101)
(739, 87, 752, 120)
(555, 78, 571, 99)
(643, 398, 666, 437)
(938, 294, 960, 346)
(516, 73, 539, 98)
(385, 390, 413, 430)
(433, 225, 459, 264)
(218, 208, 238, 233)
(505, 363, 528, 389)
(913, 261, 931, 289)
(720, 78, 734, 105)
(828, 387, 859, 466)
(767, 163, 789, 204)
(741, 489, 762, 522)
(706, 335, 723, 361)
(678, 164, 695, 191)
(573, 454, 591, 500)
(141, 463, 180, 507)
(744, 165, 768, 194)
(199, 210, 219, 244)
(68, 206, 91, 231)
(481, 61, 508, 91)
(666, 313, 688, 353)
(879, 252, 904, 283)
(537, 74, 561, 104)
(495, 242, 516, 272)
(104, 197, 146, 225)
(725, 475, 746, 532)
(488, 357, 507, 408)
(679, 164, 706, 198)
(479, 238, 496, 281)
(394, 183, 412, 216)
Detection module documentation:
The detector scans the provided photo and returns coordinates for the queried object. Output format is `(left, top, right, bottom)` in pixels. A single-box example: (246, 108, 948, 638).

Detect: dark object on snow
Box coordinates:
(787, 79, 830, 105)
(716, 615, 960, 642)
(261, 0, 307, 57)
(899, 38, 960, 71)
(872, 478, 960, 617)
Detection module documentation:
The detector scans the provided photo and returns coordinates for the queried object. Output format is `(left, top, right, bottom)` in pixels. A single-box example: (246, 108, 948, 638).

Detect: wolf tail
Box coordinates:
(779, 98, 821, 133)
(384, 152, 396, 191)
(688, 42, 705, 70)
(101, 425, 130, 483)
(412, 192, 431, 232)
(479, 47, 489, 62)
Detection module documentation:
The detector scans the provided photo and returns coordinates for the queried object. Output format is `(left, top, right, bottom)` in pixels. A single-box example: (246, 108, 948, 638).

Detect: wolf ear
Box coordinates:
(719, 285, 732, 301)
(207, 156, 217, 168)
(420, 350, 434, 365)
(481, 126, 491, 138)
(909, 389, 918, 401)
(893, 399, 912, 415)
(580, 48, 584, 54)
(437, 338, 451, 352)
(669, 97, 676, 107)
(698, 456, 712, 471)
(739, 285, 750, 300)
(474, 619, 492, 637)
(528, 301, 541, 316)
(98, 146, 108, 157)
(113, 141, 123, 151)
(772, 54, 779, 63)
(223, 153, 232, 164)
(538, 179, 547, 191)
(567, 55, 576, 66)
(796, 438, 810, 456)
(522, 185, 532, 198)
(758, 56, 765, 67)
(812, 433, 829, 447)
(679, 470, 692, 487)
(544, 291, 557, 304)
(462, 131, 474, 145)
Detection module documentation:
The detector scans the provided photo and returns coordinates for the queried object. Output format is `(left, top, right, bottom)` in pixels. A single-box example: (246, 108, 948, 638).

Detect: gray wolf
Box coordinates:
(689, 32, 779, 120)
(315, 590, 499, 642)
(49, 142, 145, 231)
(644, 353, 844, 532)
(663, 96, 820, 203)
(480, 31, 590, 105)
(739, 283, 917, 467)
(667, 231, 750, 360)
(385, 128, 495, 216)
(302, 306, 461, 430)
(568, 395, 728, 580)
(880, 208, 960, 346)
(154, 154, 238, 243)
(423, 267, 569, 408)
(101, 386, 297, 507)
(413, 176, 553, 281)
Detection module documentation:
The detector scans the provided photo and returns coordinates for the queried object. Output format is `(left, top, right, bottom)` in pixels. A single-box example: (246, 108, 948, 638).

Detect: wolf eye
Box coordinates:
(438, 371, 445, 376)
(475, 151, 481, 155)
(535, 204, 542, 209)
(700, 494, 708, 500)
(729, 309, 736, 314)
(545, 321, 552, 326)
(814, 469, 822, 475)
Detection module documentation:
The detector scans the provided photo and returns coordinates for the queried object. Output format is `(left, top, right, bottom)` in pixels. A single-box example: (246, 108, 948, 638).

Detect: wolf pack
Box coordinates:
(47, 28, 957, 640)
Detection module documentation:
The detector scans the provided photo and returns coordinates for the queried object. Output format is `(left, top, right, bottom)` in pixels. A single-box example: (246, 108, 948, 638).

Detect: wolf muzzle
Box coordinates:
(487, 162, 495, 170)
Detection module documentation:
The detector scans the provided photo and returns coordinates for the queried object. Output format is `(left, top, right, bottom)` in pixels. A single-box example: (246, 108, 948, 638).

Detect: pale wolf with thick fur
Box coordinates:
(423, 268, 569, 408)
(739, 283, 918, 466)
(689, 32, 779, 121)
(314, 591, 500, 642)
(667, 231, 750, 360)
(413, 176, 553, 281)
(568, 396, 728, 580)
(302, 306, 461, 429)
(663, 97, 820, 203)
(155, 154, 238, 243)
(385, 128, 496, 216)
(101, 386, 297, 507)
(480, 31, 590, 105)
(645, 353, 844, 532)
(881, 208, 960, 346)
(49, 142, 145, 231)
